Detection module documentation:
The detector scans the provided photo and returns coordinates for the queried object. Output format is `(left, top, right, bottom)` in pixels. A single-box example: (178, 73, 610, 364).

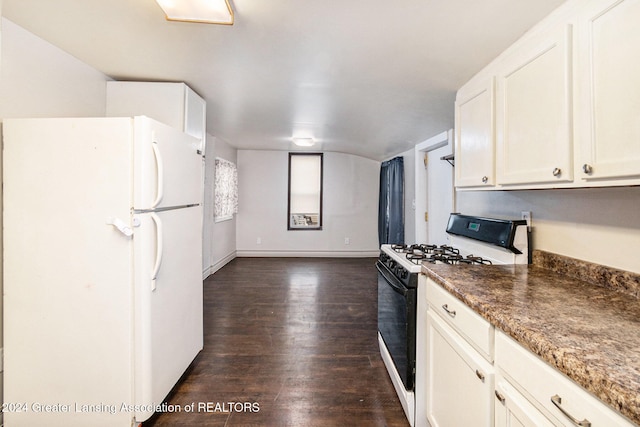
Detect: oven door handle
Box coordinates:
(376, 262, 409, 297)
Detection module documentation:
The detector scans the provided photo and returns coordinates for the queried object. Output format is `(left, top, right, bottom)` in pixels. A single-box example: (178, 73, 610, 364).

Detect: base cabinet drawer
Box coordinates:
(426, 278, 494, 361)
(496, 331, 635, 427)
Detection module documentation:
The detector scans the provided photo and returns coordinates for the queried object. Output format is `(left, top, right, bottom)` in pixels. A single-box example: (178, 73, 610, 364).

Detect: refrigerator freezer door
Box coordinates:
(133, 117, 202, 210)
(3, 118, 135, 427)
(133, 205, 204, 421)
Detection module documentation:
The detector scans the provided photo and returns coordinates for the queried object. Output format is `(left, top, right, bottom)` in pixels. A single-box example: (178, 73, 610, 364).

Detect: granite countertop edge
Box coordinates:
(421, 252, 640, 426)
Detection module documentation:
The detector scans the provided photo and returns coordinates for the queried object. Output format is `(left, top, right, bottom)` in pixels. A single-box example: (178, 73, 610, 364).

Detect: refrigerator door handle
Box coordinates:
(150, 139, 164, 209)
(106, 217, 133, 237)
(150, 212, 163, 291)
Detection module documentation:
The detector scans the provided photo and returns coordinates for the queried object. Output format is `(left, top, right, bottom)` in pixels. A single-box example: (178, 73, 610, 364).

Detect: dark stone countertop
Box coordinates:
(421, 251, 640, 425)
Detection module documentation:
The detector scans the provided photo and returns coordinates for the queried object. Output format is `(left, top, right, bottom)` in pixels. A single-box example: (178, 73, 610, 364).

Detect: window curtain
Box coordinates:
(214, 157, 238, 222)
(378, 156, 404, 245)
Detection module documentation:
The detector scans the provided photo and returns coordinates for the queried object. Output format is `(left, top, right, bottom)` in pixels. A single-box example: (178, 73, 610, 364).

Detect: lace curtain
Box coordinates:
(214, 157, 238, 221)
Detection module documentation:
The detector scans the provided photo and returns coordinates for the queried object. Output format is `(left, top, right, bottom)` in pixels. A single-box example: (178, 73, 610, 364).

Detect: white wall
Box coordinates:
(203, 135, 237, 276)
(456, 187, 640, 273)
(0, 19, 109, 119)
(0, 17, 110, 421)
(236, 150, 379, 256)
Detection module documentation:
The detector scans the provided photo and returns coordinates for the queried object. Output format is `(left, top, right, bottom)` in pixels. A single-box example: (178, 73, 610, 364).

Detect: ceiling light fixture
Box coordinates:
(293, 138, 315, 147)
(155, 0, 234, 25)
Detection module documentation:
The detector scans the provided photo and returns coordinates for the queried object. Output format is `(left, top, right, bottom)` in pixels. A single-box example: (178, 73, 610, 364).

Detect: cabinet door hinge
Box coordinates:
(424, 212, 429, 222)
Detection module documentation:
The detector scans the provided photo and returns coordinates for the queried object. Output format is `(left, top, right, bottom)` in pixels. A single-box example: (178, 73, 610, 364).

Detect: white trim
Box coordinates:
(202, 251, 237, 279)
(214, 215, 233, 223)
(414, 129, 454, 244)
(236, 250, 379, 258)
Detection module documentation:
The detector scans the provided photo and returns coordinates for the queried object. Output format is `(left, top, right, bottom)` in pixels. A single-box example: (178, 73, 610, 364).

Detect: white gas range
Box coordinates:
(376, 214, 530, 426)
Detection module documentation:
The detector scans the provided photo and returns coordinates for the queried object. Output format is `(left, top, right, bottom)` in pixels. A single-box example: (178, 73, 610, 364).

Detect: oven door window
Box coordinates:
(377, 262, 416, 390)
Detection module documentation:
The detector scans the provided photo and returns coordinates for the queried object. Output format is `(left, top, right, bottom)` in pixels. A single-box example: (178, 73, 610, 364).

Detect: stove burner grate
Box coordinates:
(388, 243, 493, 265)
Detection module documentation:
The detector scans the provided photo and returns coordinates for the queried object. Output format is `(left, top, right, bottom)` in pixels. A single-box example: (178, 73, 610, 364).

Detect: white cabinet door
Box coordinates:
(426, 310, 494, 427)
(576, 0, 640, 181)
(106, 81, 206, 148)
(455, 77, 496, 188)
(184, 84, 207, 145)
(496, 23, 573, 185)
(495, 376, 555, 427)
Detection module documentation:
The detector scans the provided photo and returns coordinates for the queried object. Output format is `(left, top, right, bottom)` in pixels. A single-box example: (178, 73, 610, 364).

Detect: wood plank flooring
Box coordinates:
(144, 257, 410, 426)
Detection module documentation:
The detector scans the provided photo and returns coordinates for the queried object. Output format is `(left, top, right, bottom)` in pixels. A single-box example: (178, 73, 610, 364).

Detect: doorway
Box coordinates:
(414, 130, 454, 245)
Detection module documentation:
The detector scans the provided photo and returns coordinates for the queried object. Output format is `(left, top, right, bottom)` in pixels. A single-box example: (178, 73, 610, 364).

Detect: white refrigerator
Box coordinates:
(3, 117, 204, 426)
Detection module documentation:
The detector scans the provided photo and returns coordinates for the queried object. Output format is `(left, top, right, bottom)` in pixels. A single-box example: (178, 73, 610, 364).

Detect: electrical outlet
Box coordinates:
(344, 237, 350, 245)
(256, 237, 262, 245)
(521, 211, 532, 228)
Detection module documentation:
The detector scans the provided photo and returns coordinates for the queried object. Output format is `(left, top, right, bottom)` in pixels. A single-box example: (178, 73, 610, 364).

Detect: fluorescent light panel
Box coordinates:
(293, 138, 315, 147)
(155, 0, 234, 25)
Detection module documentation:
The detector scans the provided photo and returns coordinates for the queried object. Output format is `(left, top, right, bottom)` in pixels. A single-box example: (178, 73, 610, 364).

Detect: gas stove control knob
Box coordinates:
(399, 268, 408, 279)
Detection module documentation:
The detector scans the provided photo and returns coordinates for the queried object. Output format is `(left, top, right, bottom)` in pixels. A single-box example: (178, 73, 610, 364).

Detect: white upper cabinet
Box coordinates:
(455, 77, 496, 188)
(575, 0, 640, 182)
(496, 24, 574, 186)
(106, 81, 206, 152)
(455, 0, 640, 189)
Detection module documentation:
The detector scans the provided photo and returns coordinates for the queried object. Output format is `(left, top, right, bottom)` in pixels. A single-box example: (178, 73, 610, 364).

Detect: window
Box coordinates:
(214, 157, 238, 222)
(288, 153, 323, 230)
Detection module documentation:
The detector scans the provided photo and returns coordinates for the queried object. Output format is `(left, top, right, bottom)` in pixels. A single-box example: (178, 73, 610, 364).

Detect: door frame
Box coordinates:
(414, 130, 454, 244)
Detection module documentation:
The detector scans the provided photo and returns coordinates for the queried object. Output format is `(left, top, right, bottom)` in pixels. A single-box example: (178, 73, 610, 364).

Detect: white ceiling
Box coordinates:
(3, 0, 566, 161)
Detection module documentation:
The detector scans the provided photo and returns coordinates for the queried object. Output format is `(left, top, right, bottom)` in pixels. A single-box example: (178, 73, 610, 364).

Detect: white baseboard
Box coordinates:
(236, 250, 379, 258)
(202, 250, 379, 279)
(202, 251, 237, 279)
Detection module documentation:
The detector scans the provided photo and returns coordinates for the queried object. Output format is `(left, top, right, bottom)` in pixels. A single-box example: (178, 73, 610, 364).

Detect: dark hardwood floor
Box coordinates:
(144, 257, 409, 426)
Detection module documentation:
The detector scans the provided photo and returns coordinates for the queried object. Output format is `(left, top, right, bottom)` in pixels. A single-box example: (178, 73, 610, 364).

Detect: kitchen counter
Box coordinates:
(421, 250, 640, 425)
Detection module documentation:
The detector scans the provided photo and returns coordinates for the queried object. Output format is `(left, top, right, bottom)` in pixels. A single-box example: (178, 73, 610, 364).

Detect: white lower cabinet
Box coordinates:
(496, 331, 636, 427)
(417, 278, 637, 427)
(426, 311, 494, 427)
(495, 375, 556, 427)
(421, 278, 494, 427)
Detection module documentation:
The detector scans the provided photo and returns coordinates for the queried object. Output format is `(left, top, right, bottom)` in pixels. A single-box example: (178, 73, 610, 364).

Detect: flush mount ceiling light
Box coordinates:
(155, 0, 234, 25)
(293, 137, 315, 147)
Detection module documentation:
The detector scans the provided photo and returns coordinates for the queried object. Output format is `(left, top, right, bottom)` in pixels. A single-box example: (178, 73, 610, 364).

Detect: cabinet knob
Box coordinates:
(582, 164, 593, 175)
(481, 176, 489, 184)
(552, 168, 562, 177)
